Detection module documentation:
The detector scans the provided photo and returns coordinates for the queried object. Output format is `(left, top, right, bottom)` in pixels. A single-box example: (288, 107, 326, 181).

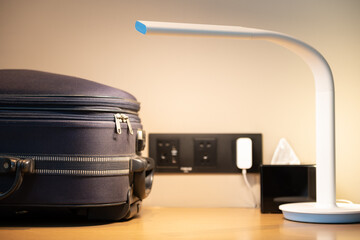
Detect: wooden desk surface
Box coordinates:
(1, 207, 359, 240)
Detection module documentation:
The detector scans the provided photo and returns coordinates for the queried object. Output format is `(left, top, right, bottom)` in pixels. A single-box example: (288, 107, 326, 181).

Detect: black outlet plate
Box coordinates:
(149, 133, 262, 173)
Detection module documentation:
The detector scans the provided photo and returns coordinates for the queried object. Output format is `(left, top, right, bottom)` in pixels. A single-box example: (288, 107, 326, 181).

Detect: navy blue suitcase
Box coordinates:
(0, 69, 154, 221)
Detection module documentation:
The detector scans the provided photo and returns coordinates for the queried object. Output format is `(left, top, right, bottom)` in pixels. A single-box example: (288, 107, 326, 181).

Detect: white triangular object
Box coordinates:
(271, 138, 300, 164)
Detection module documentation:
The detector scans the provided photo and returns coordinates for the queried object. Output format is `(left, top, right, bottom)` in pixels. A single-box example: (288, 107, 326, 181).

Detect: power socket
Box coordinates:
(149, 133, 262, 173)
(156, 139, 179, 168)
(194, 138, 217, 167)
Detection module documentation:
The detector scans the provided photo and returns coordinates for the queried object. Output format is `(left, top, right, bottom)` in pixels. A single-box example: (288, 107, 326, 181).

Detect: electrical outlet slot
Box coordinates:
(156, 139, 179, 167)
(194, 138, 217, 167)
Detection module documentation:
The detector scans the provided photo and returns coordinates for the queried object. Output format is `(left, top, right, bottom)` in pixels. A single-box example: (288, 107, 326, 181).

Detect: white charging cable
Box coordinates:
(236, 138, 257, 208)
(242, 169, 257, 208)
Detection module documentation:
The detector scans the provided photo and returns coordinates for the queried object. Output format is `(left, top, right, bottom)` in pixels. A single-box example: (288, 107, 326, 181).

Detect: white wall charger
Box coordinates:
(236, 137, 253, 170)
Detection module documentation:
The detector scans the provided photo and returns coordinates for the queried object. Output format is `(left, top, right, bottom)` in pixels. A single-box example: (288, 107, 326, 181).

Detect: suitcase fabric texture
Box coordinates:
(0, 69, 154, 221)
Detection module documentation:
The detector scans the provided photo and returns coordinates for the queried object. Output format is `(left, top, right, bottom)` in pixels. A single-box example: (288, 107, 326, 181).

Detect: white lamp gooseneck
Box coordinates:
(135, 20, 360, 223)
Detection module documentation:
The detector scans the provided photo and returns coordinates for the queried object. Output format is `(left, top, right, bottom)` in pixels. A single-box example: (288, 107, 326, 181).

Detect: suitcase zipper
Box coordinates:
(0, 155, 132, 201)
(3, 155, 131, 176)
(0, 111, 138, 135)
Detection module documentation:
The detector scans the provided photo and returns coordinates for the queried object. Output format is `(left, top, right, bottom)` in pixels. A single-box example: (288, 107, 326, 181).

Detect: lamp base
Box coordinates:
(279, 202, 360, 223)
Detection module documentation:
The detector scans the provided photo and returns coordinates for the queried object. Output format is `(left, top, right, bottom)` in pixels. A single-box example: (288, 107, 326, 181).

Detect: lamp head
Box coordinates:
(135, 21, 147, 35)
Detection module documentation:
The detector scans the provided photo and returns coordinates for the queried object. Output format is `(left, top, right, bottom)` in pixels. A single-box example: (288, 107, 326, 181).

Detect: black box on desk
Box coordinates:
(260, 165, 316, 213)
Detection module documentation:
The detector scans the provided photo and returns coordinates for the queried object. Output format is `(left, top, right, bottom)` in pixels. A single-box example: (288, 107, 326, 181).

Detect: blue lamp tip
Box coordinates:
(135, 21, 147, 34)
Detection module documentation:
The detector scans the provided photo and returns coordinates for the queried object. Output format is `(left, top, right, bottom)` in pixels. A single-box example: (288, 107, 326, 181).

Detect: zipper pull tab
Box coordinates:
(114, 113, 133, 135)
(114, 113, 122, 134)
(122, 114, 134, 135)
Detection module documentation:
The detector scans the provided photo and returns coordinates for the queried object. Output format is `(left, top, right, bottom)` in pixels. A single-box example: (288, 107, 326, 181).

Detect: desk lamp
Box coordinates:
(135, 20, 360, 223)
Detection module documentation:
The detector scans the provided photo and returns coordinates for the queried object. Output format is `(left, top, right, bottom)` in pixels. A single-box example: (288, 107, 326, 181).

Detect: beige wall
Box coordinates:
(0, 0, 359, 206)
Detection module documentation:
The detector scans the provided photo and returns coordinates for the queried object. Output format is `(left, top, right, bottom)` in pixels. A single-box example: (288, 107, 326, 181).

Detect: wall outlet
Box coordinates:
(194, 138, 217, 167)
(156, 139, 179, 168)
(149, 133, 262, 173)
